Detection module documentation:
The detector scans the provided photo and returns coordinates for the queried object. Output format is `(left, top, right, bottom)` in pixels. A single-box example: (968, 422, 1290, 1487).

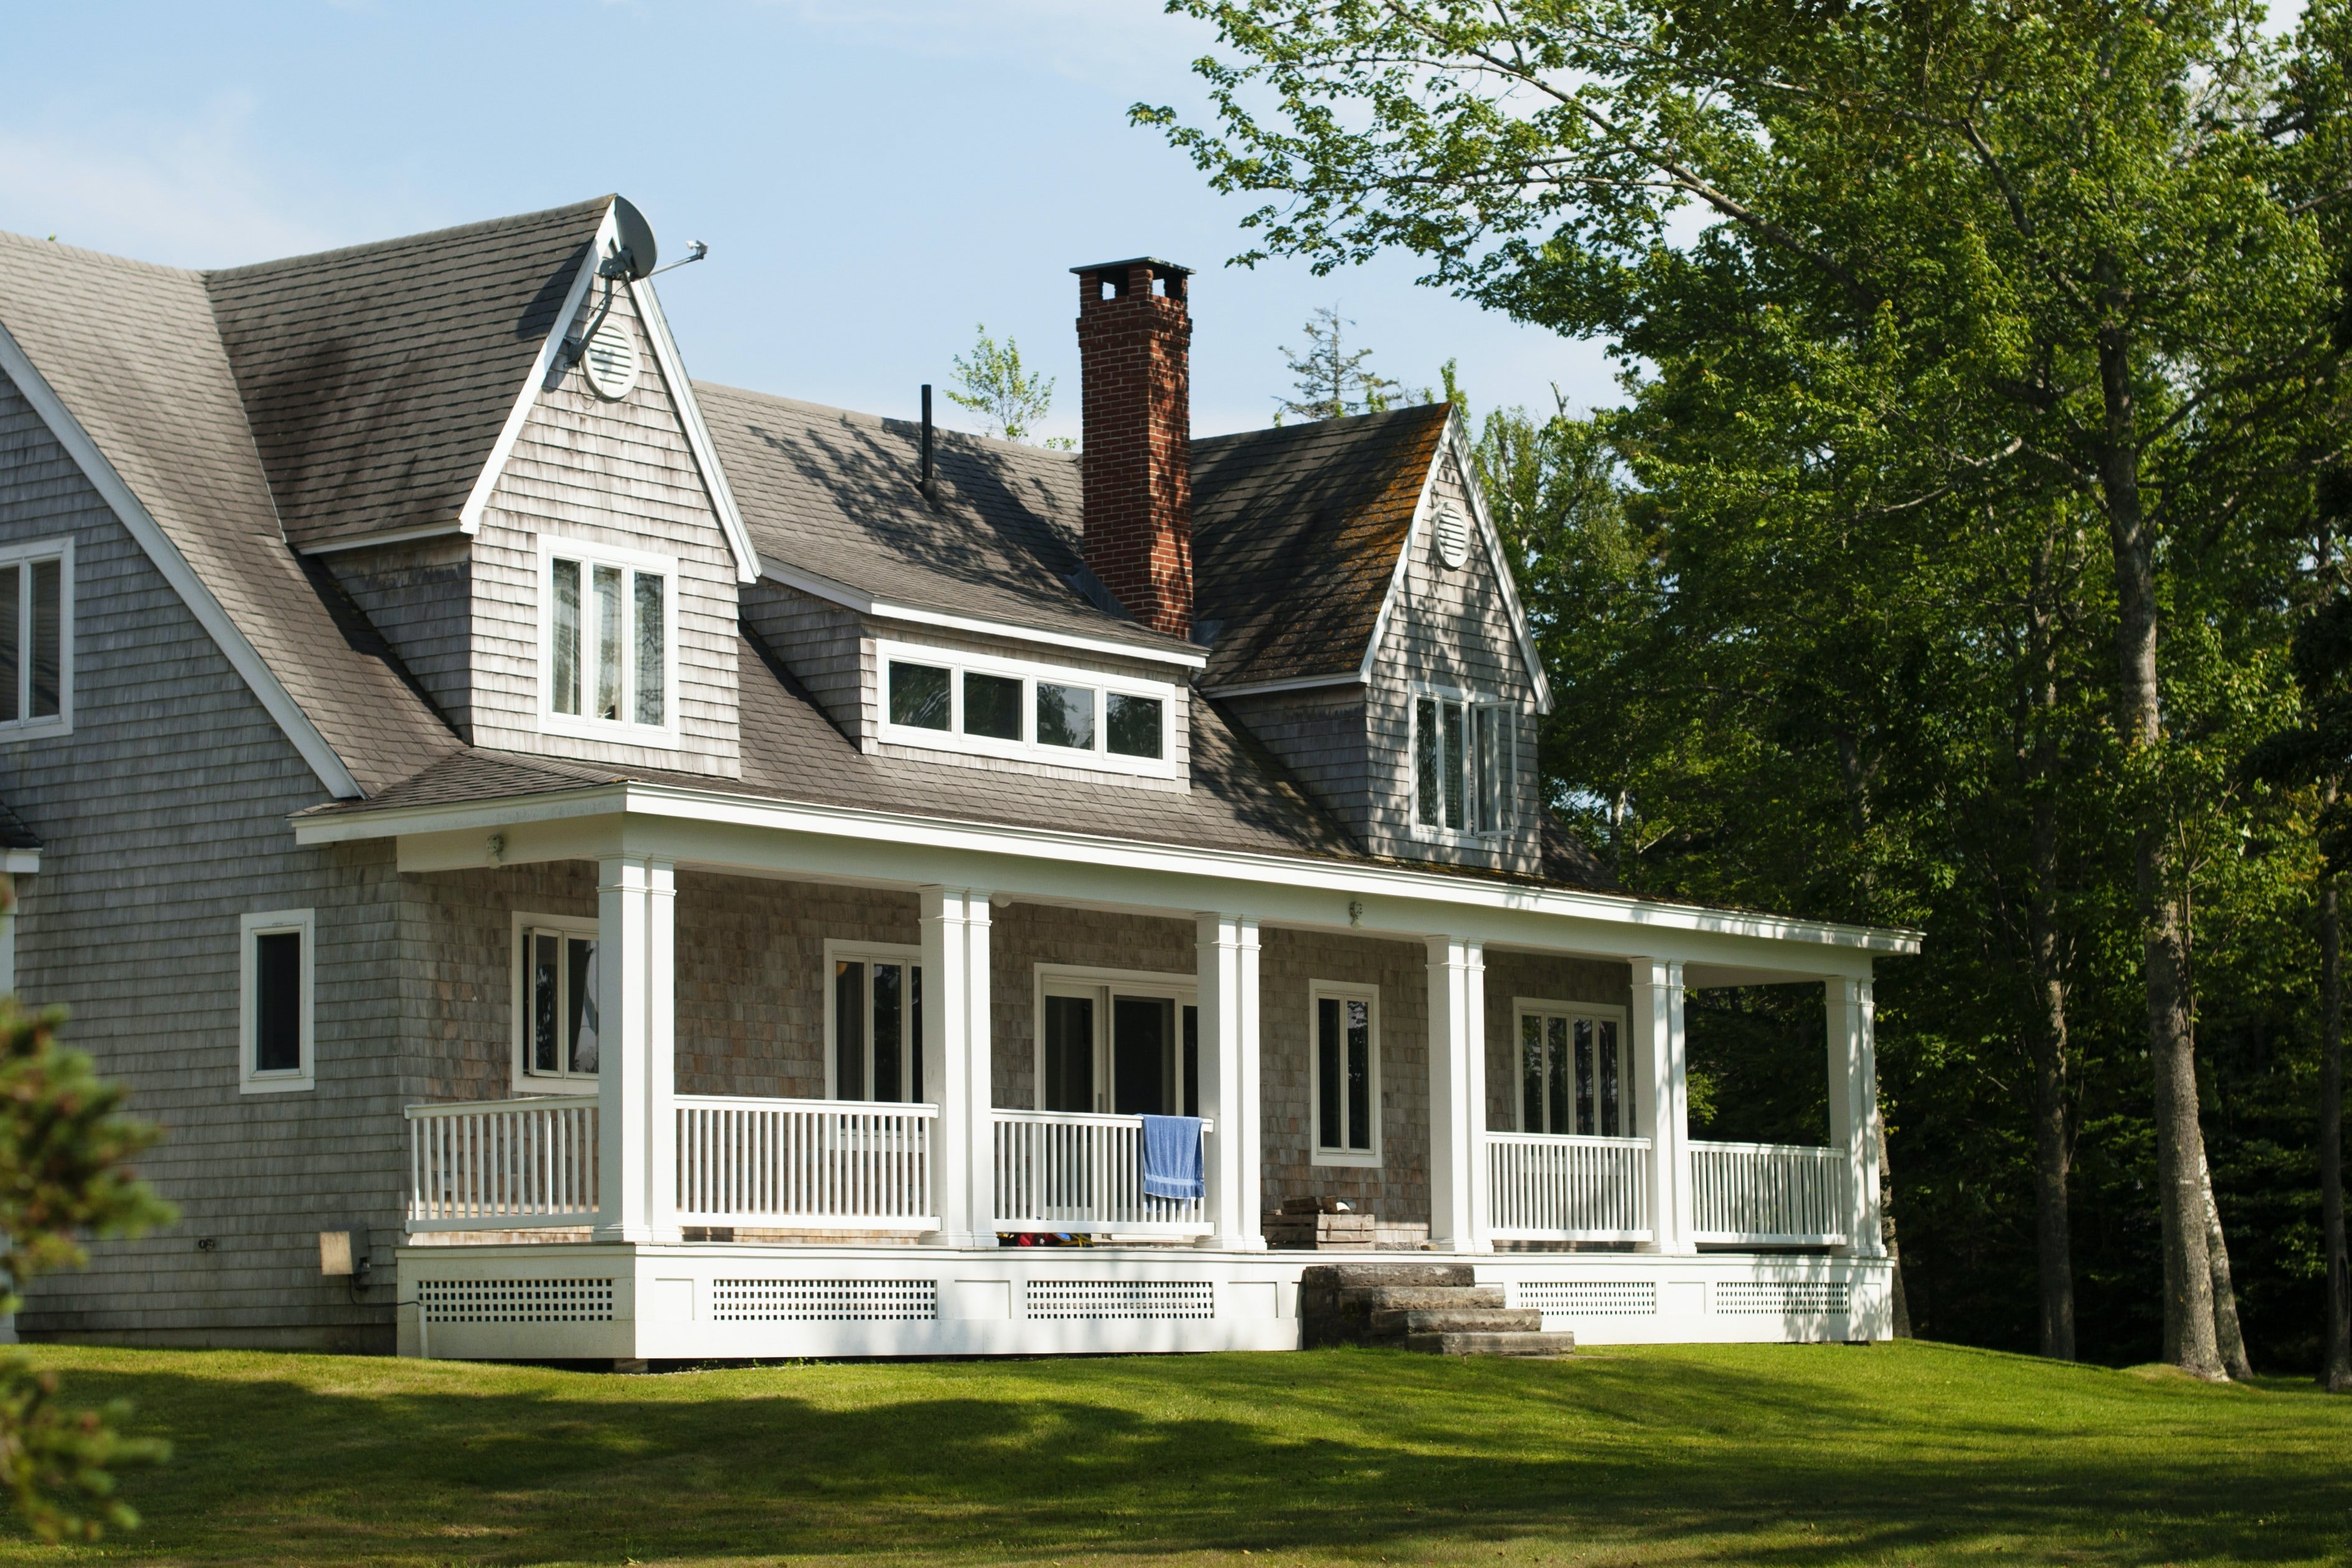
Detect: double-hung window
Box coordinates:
(516, 916, 600, 1092)
(539, 537, 676, 743)
(828, 942, 924, 1103)
(0, 539, 71, 736)
(876, 638, 1179, 779)
(1413, 688, 1513, 838)
(239, 909, 314, 1093)
(1309, 981, 1380, 1165)
(1517, 1002, 1634, 1138)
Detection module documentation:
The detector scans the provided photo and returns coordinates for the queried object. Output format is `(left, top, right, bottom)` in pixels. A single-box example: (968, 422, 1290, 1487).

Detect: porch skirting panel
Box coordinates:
(394, 1245, 1897, 1360)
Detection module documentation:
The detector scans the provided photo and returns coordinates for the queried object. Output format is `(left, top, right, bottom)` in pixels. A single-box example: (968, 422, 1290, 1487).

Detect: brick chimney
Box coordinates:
(1072, 257, 1193, 639)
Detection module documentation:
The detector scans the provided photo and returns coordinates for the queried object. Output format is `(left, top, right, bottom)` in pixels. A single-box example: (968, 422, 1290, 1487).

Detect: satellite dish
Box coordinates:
(609, 196, 659, 281)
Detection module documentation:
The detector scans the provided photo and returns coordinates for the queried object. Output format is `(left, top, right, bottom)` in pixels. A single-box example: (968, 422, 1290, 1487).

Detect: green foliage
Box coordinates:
(0, 993, 172, 1541)
(944, 325, 1067, 447)
(1275, 305, 1400, 422)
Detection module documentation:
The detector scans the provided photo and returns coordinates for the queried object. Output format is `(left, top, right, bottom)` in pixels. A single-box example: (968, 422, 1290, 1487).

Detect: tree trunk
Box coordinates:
(2198, 1141, 2252, 1380)
(2025, 529, 2076, 1361)
(1878, 1111, 1912, 1338)
(2094, 313, 2221, 1378)
(2323, 876, 2350, 1391)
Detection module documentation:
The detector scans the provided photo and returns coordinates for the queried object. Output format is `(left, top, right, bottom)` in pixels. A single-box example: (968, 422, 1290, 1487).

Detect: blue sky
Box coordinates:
(0, 1, 1619, 443)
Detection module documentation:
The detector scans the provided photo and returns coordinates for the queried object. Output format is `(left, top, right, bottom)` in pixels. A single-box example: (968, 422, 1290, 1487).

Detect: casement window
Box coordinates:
(239, 909, 315, 1093)
(828, 942, 925, 1103)
(538, 537, 677, 744)
(1033, 966, 1199, 1117)
(513, 917, 600, 1092)
(877, 638, 1179, 779)
(0, 539, 72, 736)
(1413, 688, 1513, 838)
(1517, 1001, 1634, 1138)
(1309, 980, 1380, 1165)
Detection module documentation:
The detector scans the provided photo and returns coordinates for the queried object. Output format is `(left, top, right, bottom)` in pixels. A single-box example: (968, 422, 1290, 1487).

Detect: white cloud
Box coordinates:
(0, 95, 334, 266)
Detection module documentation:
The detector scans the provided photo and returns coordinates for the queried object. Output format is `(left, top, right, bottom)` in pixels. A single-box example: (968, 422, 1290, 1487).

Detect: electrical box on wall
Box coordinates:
(318, 1228, 368, 1281)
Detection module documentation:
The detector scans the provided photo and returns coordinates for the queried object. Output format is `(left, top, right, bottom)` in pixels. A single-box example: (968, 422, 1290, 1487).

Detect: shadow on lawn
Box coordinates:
(46, 1345, 2352, 1566)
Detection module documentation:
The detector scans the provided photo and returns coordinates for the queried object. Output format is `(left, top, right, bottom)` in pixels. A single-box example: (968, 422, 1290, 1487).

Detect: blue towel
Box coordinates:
(1140, 1114, 1204, 1202)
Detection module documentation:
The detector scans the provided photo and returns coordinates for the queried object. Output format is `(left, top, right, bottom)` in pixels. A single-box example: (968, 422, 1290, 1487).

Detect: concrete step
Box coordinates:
(1339, 1286, 1506, 1313)
(1300, 1262, 1478, 1291)
(1370, 1307, 1545, 1337)
(1402, 1330, 1578, 1358)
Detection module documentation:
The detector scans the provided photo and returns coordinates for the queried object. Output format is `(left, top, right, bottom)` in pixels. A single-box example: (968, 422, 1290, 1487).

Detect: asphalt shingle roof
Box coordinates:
(0, 230, 460, 795)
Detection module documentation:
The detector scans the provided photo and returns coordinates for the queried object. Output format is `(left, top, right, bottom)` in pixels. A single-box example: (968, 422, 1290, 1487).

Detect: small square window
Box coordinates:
(1106, 693, 1163, 759)
(1036, 682, 1095, 749)
(962, 670, 1022, 740)
(890, 661, 951, 729)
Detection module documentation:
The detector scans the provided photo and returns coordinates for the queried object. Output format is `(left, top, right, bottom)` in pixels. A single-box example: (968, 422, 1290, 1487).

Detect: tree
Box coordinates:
(1142, 0, 2352, 1378)
(0, 947, 174, 1536)
(945, 325, 1067, 447)
(1275, 306, 1400, 422)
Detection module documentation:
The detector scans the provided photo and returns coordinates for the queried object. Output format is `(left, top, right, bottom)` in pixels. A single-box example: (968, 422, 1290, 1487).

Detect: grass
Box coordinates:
(1, 1341, 2346, 1567)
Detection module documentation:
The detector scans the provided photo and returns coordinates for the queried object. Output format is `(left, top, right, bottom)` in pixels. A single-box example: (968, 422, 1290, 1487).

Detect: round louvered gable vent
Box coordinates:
(582, 322, 639, 401)
(1433, 508, 1471, 570)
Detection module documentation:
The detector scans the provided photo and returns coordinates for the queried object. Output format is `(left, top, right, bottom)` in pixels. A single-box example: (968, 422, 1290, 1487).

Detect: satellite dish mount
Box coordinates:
(560, 197, 663, 370)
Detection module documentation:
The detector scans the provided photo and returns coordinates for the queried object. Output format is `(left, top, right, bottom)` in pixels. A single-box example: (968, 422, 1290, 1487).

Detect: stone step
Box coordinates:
(1339, 1285, 1507, 1313)
(1370, 1307, 1545, 1337)
(1299, 1262, 1478, 1291)
(1402, 1330, 1578, 1358)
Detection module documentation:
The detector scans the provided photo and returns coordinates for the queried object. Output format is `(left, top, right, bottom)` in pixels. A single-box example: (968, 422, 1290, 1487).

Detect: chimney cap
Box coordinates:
(1070, 256, 1193, 279)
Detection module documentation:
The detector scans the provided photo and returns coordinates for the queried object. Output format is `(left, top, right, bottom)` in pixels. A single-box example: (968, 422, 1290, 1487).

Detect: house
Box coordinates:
(0, 196, 1915, 1361)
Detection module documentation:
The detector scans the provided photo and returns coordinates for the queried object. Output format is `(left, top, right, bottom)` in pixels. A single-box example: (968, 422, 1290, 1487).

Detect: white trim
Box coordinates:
(457, 208, 605, 537)
(535, 534, 682, 748)
(820, 938, 924, 1102)
(1356, 407, 1554, 716)
(763, 558, 1208, 672)
(0, 850, 37, 876)
(1509, 998, 1633, 1136)
(297, 523, 467, 557)
(630, 272, 760, 585)
(876, 636, 1183, 781)
(1031, 962, 1198, 1116)
(1198, 672, 1365, 699)
(1407, 682, 1517, 845)
(239, 907, 316, 1094)
(0, 322, 363, 798)
(510, 909, 602, 1097)
(0, 536, 75, 739)
(291, 780, 1924, 959)
(1308, 978, 1382, 1166)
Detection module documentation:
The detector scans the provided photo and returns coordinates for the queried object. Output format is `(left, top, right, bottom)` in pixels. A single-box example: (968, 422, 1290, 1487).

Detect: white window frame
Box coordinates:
(0, 537, 74, 739)
(239, 907, 315, 1094)
(1410, 683, 1515, 844)
(536, 534, 681, 748)
(1308, 978, 1382, 1166)
(1031, 963, 1199, 1115)
(822, 939, 927, 1103)
(1512, 998, 1635, 1137)
(511, 910, 602, 1096)
(875, 637, 1182, 781)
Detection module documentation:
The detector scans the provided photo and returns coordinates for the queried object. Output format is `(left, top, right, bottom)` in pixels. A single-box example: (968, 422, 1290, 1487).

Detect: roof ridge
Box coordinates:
(694, 380, 1080, 464)
(0, 227, 200, 280)
(202, 195, 612, 281)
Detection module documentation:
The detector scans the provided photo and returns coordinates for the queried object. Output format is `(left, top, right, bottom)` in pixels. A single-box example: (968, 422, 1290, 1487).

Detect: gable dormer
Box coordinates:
(222, 198, 758, 780)
(1194, 404, 1550, 875)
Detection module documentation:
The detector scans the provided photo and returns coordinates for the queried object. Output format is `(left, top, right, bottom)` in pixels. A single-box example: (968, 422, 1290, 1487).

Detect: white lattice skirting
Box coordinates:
(1025, 1280, 1217, 1320)
(712, 1279, 939, 1323)
(417, 1277, 616, 1324)
(1714, 1279, 1852, 1315)
(1517, 1279, 1660, 1317)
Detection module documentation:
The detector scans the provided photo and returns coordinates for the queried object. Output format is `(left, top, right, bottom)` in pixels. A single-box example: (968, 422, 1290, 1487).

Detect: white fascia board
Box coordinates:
(297, 522, 467, 557)
(1354, 434, 1444, 691)
(760, 557, 1209, 672)
(0, 850, 38, 875)
(631, 271, 759, 584)
(454, 204, 607, 537)
(0, 322, 363, 799)
(290, 780, 1923, 962)
(1446, 407, 1554, 715)
(1200, 672, 1366, 699)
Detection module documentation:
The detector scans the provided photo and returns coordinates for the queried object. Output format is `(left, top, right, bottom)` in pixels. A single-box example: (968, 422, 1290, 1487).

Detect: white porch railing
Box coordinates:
(1485, 1132, 1652, 1241)
(992, 1109, 1214, 1236)
(676, 1096, 939, 1230)
(1690, 1140, 1849, 1246)
(406, 1098, 600, 1232)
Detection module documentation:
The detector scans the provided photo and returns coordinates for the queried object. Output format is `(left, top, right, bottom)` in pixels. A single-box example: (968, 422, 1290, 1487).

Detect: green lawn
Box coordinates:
(1, 1340, 2345, 1567)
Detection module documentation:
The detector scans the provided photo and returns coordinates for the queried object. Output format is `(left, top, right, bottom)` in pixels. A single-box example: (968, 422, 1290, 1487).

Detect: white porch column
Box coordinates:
(1828, 975, 1885, 1257)
(593, 856, 677, 1245)
(921, 886, 994, 1247)
(1631, 957, 1694, 1255)
(1196, 913, 1264, 1251)
(1425, 936, 1489, 1253)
